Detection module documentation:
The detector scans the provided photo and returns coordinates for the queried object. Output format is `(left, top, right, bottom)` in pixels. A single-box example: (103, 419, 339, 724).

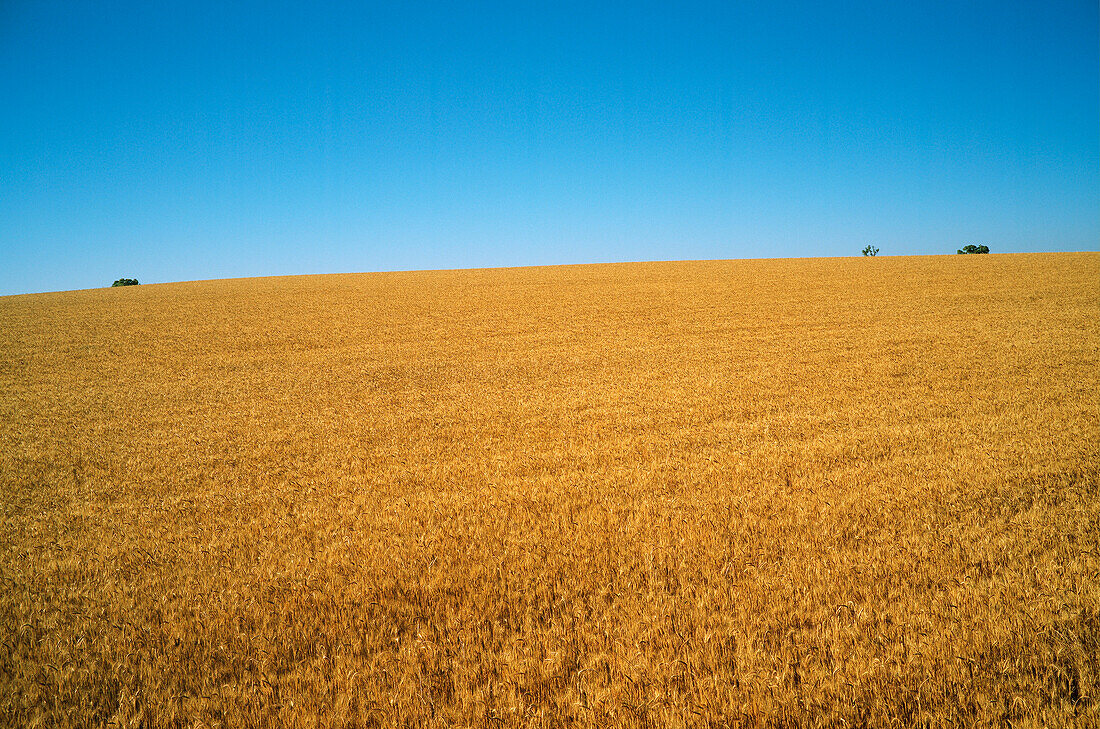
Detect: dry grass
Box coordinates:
(1, 253, 1097, 728)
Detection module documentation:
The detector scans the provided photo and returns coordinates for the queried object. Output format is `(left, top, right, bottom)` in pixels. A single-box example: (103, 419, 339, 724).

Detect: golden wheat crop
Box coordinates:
(1, 253, 1097, 728)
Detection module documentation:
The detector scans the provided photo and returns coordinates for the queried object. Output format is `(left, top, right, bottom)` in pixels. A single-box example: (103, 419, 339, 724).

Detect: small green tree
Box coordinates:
(112, 278, 140, 287)
(862, 245, 879, 257)
(957, 244, 989, 254)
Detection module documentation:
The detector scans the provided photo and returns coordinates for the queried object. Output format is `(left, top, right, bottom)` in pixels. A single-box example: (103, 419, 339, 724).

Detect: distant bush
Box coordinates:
(862, 245, 879, 257)
(112, 278, 140, 287)
(957, 244, 989, 254)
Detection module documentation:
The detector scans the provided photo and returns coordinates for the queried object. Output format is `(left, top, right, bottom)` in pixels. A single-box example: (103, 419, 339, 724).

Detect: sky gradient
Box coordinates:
(2, 0, 1097, 295)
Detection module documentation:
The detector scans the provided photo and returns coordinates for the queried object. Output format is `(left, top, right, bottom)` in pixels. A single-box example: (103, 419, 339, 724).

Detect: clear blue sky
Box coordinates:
(2, 0, 1097, 295)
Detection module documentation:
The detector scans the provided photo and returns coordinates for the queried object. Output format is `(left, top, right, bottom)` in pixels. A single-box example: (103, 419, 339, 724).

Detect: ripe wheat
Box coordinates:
(1, 254, 1097, 727)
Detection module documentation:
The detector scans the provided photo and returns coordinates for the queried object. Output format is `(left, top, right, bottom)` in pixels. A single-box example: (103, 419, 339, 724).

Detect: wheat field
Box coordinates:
(1, 253, 1097, 727)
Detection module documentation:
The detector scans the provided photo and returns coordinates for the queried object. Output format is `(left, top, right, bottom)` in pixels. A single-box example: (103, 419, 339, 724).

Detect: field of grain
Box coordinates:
(1, 254, 1097, 727)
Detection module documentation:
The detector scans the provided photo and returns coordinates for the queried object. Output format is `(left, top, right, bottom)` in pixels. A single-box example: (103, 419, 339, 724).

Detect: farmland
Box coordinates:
(1, 253, 1097, 727)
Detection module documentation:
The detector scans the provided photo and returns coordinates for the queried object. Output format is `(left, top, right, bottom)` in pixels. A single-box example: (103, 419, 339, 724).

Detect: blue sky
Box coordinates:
(1, 0, 1097, 295)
